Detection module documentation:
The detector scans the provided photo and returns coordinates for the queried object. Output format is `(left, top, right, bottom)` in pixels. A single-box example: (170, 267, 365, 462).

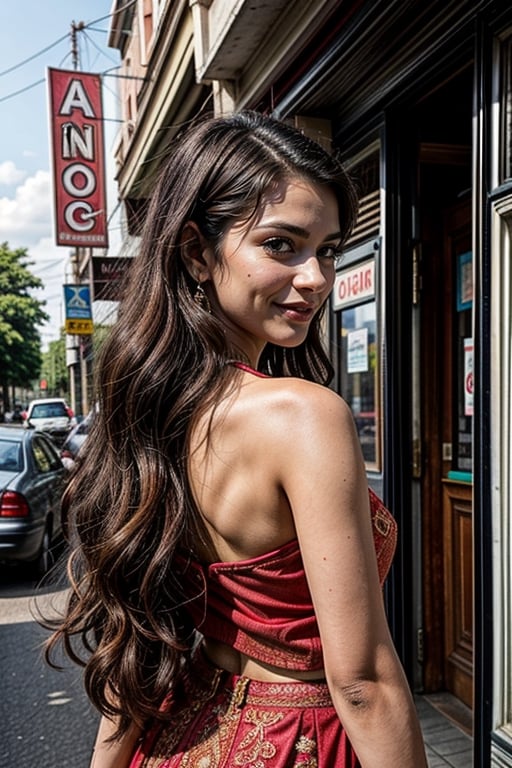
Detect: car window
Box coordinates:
(30, 403, 68, 419)
(0, 440, 23, 471)
(77, 419, 90, 435)
(38, 435, 64, 471)
(32, 435, 64, 472)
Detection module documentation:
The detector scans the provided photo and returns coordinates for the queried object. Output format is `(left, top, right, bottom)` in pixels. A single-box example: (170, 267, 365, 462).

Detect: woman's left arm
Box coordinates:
(89, 716, 142, 768)
(268, 380, 427, 768)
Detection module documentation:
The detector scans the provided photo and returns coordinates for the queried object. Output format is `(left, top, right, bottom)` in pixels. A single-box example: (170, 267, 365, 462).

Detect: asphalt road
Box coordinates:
(0, 560, 99, 767)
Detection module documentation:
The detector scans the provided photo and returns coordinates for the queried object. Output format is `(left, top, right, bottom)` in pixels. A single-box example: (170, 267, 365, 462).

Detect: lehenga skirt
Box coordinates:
(129, 649, 360, 768)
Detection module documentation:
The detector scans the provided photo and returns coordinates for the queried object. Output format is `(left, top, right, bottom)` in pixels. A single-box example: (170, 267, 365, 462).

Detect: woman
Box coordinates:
(46, 111, 427, 767)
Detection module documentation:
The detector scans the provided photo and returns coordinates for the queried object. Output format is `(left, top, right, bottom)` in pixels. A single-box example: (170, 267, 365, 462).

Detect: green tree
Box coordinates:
(0, 242, 49, 412)
(40, 331, 68, 397)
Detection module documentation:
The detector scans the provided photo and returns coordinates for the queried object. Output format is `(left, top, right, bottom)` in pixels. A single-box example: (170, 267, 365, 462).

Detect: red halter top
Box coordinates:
(177, 361, 396, 671)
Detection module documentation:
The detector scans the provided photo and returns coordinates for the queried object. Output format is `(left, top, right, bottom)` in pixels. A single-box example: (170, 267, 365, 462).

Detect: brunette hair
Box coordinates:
(44, 111, 358, 736)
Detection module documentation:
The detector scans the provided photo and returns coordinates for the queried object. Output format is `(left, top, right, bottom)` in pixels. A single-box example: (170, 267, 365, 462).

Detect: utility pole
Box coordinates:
(70, 21, 85, 71)
(67, 21, 86, 416)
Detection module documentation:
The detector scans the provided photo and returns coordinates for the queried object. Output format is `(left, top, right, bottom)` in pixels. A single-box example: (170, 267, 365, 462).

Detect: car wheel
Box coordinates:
(33, 525, 53, 579)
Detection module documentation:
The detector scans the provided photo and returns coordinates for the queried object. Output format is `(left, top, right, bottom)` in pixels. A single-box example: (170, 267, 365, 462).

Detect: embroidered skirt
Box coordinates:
(129, 650, 360, 768)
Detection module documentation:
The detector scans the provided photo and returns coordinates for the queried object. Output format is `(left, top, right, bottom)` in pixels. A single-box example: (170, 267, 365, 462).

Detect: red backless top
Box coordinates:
(178, 540, 323, 670)
(177, 362, 396, 671)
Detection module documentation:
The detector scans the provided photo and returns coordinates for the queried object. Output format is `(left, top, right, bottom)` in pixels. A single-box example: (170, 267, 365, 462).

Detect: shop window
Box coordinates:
(333, 144, 382, 471)
(451, 250, 473, 477)
(332, 242, 381, 471)
(489, 195, 512, 755)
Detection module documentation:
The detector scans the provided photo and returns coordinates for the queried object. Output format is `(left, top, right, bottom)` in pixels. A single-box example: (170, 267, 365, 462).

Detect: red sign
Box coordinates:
(333, 258, 375, 310)
(48, 68, 108, 247)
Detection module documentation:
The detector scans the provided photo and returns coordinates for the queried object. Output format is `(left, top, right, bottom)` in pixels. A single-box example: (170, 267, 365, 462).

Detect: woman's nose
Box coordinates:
(293, 255, 330, 292)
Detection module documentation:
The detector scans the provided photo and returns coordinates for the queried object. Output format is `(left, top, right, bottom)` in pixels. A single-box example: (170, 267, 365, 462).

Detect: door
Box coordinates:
(420, 176, 474, 714)
(439, 201, 473, 709)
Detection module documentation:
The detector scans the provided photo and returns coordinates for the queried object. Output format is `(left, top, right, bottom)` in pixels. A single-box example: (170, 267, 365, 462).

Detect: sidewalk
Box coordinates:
(416, 695, 473, 767)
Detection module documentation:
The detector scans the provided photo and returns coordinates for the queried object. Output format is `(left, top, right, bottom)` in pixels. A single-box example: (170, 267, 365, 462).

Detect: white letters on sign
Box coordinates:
(48, 68, 108, 247)
(333, 258, 375, 310)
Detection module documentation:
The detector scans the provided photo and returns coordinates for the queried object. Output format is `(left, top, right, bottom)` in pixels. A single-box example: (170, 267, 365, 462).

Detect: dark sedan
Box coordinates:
(0, 425, 66, 577)
(60, 409, 93, 467)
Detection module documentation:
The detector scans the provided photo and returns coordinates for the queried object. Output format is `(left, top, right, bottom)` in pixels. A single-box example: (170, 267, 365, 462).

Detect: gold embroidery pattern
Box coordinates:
(143, 669, 226, 767)
(139, 652, 335, 767)
(144, 676, 249, 767)
(234, 627, 323, 669)
(175, 678, 251, 767)
(245, 682, 332, 708)
(294, 736, 319, 767)
(233, 708, 283, 766)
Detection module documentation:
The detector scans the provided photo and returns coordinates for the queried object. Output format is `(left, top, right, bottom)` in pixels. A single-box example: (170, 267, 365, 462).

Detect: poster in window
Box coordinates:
(457, 251, 473, 311)
(464, 337, 473, 416)
(347, 328, 369, 373)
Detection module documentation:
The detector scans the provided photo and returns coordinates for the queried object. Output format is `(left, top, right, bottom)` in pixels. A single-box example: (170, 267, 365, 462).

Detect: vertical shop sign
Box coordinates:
(464, 337, 473, 416)
(64, 284, 93, 335)
(48, 68, 108, 247)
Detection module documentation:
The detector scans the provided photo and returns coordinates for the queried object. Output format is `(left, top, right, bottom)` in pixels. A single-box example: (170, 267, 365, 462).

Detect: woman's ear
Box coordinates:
(180, 222, 212, 282)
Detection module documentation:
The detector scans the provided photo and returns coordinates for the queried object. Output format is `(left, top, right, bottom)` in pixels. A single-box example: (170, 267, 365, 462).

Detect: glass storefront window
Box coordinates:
(449, 244, 473, 479)
(332, 246, 381, 472)
(337, 144, 382, 473)
(338, 300, 379, 467)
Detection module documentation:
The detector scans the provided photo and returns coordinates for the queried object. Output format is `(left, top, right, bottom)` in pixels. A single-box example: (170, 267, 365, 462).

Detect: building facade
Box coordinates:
(108, 1, 512, 765)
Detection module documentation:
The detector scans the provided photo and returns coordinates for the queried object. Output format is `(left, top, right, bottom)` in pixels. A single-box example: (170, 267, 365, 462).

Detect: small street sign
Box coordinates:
(65, 318, 94, 335)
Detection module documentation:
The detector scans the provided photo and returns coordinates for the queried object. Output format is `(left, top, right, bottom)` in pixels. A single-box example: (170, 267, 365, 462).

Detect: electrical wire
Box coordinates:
(0, 78, 46, 104)
(82, 30, 119, 66)
(0, 0, 135, 87)
(0, 33, 70, 77)
(85, 0, 138, 29)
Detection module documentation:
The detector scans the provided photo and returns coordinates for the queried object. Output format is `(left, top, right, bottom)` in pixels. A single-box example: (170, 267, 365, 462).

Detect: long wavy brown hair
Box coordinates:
(43, 111, 358, 737)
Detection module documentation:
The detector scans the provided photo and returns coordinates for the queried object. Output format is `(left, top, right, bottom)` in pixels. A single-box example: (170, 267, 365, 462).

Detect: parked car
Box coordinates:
(4, 403, 24, 424)
(60, 410, 93, 467)
(0, 425, 66, 576)
(23, 397, 75, 446)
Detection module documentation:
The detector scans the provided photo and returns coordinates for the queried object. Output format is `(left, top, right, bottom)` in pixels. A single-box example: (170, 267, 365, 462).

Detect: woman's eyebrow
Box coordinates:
(255, 221, 343, 241)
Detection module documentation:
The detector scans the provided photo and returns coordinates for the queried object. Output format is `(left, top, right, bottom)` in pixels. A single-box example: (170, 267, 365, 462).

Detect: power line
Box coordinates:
(0, 33, 69, 77)
(82, 30, 119, 66)
(84, 0, 138, 30)
(0, 0, 135, 80)
(0, 78, 45, 104)
(0, 30, 123, 105)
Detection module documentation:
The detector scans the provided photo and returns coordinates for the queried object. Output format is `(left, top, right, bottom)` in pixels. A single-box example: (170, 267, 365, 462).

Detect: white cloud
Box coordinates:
(0, 169, 71, 347)
(0, 160, 27, 186)
(0, 169, 54, 246)
(0, 168, 118, 350)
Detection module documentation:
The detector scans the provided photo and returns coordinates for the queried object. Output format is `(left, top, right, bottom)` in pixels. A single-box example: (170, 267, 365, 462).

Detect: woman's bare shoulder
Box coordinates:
(248, 375, 351, 417)
(235, 376, 356, 451)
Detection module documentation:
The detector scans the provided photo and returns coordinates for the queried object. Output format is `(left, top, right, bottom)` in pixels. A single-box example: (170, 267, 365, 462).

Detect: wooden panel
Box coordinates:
(443, 480, 473, 708)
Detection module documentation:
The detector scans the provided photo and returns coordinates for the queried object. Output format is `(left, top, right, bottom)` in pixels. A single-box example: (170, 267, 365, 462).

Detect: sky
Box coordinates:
(0, 1, 123, 350)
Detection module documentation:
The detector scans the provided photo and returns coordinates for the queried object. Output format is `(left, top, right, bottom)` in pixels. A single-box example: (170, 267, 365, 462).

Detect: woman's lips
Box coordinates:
(274, 303, 316, 322)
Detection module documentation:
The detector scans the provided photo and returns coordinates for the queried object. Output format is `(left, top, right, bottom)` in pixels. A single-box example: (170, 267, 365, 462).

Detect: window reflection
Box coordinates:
(339, 301, 379, 467)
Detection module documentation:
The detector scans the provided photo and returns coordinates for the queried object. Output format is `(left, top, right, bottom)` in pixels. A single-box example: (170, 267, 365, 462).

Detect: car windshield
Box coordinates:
(30, 403, 68, 419)
(0, 439, 23, 472)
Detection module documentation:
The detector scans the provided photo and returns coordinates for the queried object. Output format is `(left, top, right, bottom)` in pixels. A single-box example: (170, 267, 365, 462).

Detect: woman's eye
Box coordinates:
(318, 245, 342, 260)
(263, 237, 294, 254)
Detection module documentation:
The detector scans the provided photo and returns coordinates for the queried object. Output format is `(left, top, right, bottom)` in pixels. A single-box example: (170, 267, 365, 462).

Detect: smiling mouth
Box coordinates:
(274, 303, 316, 321)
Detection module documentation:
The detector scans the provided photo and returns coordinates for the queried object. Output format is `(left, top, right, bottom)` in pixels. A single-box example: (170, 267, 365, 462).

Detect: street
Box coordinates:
(0, 560, 98, 766)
